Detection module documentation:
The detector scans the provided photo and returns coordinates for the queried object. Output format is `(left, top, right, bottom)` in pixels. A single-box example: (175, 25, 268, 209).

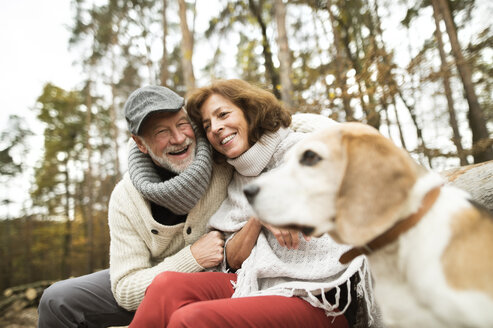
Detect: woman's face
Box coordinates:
(200, 93, 250, 159)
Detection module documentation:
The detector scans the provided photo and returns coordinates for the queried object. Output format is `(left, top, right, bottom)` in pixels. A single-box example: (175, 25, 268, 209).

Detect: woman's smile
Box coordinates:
(220, 133, 236, 145)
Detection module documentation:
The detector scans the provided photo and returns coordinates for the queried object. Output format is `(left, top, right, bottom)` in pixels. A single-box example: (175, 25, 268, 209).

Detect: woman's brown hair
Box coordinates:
(186, 79, 291, 149)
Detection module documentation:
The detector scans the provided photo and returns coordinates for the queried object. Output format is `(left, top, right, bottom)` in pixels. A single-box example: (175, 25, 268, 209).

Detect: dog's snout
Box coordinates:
(243, 184, 260, 204)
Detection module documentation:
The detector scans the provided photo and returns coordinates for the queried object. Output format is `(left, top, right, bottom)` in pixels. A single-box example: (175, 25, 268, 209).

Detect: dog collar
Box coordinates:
(339, 185, 442, 264)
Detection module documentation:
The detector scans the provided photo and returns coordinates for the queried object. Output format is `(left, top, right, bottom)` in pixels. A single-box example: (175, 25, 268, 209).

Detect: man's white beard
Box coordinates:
(144, 138, 196, 174)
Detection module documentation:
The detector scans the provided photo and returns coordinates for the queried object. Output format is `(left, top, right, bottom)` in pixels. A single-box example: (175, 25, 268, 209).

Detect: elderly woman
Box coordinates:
(129, 79, 376, 328)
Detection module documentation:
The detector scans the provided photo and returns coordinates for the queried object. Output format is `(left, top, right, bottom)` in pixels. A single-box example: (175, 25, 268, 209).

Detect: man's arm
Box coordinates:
(108, 180, 222, 311)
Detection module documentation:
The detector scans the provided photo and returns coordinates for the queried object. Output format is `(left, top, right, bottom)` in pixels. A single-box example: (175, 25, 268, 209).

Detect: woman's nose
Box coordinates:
(210, 120, 223, 134)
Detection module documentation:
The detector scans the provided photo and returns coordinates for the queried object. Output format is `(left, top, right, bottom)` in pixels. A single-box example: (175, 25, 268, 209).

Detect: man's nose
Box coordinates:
(169, 128, 186, 144)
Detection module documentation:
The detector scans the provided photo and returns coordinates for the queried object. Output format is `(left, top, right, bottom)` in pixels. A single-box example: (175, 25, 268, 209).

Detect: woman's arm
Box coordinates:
(226, 218, 307, 270)
(225, 217, 263, 270)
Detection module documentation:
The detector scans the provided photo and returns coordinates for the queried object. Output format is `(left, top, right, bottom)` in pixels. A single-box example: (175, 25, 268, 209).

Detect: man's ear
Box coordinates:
(132, 135, 149, 154)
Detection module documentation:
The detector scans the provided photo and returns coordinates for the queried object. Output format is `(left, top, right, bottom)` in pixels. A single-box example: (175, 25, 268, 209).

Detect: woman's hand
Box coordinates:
(190, 231, 224, 268)
(262, 223, 300, 249)
(262, 223, 311, 249)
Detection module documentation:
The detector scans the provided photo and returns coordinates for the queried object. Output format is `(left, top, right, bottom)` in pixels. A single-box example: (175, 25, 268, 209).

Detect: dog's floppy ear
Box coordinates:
(335, 129, 419, 246)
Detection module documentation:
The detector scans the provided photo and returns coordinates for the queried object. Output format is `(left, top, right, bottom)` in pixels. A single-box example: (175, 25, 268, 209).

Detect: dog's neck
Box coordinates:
(339, 184, 442, 264)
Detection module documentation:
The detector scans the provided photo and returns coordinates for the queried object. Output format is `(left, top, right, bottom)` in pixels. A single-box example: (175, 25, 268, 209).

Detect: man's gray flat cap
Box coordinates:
(124, 85, 185, 135)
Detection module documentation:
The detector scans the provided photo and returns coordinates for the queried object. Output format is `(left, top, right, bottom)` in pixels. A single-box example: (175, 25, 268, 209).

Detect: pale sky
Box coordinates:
(0, 0, 81, 217)
(0, 1, 81, 132)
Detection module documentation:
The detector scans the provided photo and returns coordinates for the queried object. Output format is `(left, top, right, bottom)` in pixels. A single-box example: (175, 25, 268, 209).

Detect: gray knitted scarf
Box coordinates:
(127, 128, 213, 215)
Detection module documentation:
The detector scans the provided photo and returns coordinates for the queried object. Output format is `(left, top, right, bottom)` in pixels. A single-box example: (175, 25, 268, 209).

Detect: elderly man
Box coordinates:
(38, 86, 232, 327)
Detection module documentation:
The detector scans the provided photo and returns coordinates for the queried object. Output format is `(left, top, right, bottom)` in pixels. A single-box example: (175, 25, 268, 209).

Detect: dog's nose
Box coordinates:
(243, 184, 260, 204)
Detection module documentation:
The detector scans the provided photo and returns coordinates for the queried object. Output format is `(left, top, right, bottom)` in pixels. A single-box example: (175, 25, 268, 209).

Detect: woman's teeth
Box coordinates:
(221, 133, 236, 145)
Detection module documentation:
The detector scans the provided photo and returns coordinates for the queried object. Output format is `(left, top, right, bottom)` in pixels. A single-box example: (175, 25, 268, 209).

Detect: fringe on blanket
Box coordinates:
(232, 252, 376, 326)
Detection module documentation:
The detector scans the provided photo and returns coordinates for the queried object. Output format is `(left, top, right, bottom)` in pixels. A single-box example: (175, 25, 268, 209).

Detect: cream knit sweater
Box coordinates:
(108, 162, 232, 311)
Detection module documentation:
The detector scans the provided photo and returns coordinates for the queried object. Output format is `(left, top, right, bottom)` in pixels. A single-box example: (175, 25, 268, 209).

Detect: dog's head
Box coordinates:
(245, 122, 424, 246)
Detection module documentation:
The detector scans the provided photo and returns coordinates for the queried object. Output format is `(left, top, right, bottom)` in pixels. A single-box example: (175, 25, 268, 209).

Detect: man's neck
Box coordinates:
(153, 162, 178, 181)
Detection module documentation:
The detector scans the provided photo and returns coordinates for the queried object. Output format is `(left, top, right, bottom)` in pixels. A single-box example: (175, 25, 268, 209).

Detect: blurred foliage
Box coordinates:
(0, 213, 109, 292)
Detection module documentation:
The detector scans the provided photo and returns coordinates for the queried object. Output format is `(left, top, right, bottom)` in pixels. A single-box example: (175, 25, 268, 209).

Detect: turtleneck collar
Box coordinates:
(227, 127, 289, 177)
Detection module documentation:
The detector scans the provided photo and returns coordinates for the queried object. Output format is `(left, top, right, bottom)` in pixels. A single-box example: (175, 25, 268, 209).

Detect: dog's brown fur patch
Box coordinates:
(335, 131, 422, 245)
(441, 207, 493, 298)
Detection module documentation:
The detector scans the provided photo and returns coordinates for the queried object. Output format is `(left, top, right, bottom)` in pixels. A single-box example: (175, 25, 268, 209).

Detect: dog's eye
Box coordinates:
(299, 150, 322, 166)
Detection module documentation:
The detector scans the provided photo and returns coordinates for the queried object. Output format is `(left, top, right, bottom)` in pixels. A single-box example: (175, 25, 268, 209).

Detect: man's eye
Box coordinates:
(178, 122, 191, 128)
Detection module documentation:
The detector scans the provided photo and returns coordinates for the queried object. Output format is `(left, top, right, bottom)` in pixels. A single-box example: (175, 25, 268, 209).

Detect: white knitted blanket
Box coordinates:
(207, 126, 375, 323)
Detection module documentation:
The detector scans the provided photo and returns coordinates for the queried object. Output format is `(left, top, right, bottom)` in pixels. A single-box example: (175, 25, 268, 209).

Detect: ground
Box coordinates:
(0, 307, 37, 328)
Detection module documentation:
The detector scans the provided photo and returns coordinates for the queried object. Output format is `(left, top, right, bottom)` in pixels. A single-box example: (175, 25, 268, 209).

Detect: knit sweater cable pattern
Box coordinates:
(108, 163, 232, 311)
(207, 127, 375, 324)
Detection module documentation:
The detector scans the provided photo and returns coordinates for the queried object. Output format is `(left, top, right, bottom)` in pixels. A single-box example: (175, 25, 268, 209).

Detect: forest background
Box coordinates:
(0, 0, 491, 293)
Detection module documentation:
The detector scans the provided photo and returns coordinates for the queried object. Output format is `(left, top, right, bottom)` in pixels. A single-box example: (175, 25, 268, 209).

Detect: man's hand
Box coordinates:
(190, 231, 224, 268)
(262, 223, 310, 249)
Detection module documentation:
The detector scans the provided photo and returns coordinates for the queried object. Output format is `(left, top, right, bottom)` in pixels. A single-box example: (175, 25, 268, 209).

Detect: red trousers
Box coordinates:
(129, 271, 348, 328)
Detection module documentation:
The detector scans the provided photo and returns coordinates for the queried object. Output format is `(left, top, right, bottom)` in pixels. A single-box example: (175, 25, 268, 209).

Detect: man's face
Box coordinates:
(134, 109, 196, 173)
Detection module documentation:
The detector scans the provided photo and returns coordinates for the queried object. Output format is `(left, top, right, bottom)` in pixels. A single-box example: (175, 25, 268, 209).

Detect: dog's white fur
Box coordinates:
(247, 123, 493, 328)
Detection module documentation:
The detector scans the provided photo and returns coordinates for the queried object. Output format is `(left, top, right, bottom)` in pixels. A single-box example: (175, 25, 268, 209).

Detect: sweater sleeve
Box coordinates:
(290, 113, 339, 133)
(108, 182, 203, 311)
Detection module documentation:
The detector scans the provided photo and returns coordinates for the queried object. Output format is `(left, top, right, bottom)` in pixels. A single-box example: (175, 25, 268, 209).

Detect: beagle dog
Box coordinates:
(244, 122, 493, 328)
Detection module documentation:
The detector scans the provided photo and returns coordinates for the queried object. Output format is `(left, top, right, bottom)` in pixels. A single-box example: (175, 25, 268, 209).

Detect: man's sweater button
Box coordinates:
(186, 227, 192, 234)
(151, 229, 158, 234)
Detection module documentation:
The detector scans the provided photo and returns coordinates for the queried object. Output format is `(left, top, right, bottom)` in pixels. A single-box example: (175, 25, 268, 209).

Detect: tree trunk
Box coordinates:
(84, 80, 95, 273)
(339, 17, 380, 128)
(22, 217, 33, 282)
(434, 0, 492, 163)
(442, 160, 493, 212)
(382, 105, 392, 141)
(392, 96, 408, 151)
(61, 162, 72, 278)
(327, 0, 353, 121)
(109, 83, 121, 180)
(274, 0, 294, 109)
(399, 27, 434, 167)
(431, 0, 468, 165)
(0, 219, 13, 290)
(397, 88, 433, 167)
(178, 0, 196, 92)
(248, 0, 281, 99)
(160, 0, 169, 86)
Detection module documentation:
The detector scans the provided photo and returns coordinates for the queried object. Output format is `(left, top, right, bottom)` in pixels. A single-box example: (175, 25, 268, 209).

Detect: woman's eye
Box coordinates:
(203, 124, 210, 131)
(218, 111, 229, 118)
